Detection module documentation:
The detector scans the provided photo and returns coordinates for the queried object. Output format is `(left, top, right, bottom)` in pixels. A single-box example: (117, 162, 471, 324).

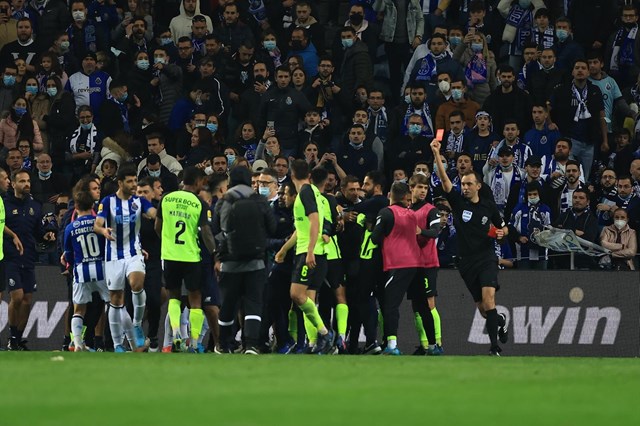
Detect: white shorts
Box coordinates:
(72, 280, 110, 305)
(105, 255, 146, 291)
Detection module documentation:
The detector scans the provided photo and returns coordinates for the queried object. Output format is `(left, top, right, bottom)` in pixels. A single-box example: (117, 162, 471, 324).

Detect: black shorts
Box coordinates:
(6, 262, 36, 293)
(201, 262, 221, 307)
(291, 253, 327, 291)
(457, 254, 499, 303)
(0, 260, 5, 292)
(163, 260, 203, 292)
(407, 267, 438, 300)
(324, 259, 345, 289)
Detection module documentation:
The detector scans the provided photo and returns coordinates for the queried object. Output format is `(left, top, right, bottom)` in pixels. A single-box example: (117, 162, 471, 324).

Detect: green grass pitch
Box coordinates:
(1, 352, 639, 425)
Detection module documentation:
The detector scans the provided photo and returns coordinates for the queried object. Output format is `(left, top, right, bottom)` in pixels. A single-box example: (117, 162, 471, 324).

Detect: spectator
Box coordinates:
(337, 26, 373, 108)
(230, 121, 258, 163)
(487, 120, 532, 173)
(0, 17, 40, 73)
(236, 61, 272, 122)
(592, 168, 618, 228)
(483, 64, 533, 133)
(526, 48, 568, 106)
(605, 5, 640, 90)
(287, 27, 318, 79)
(98, 79, 142, 137)
(0, 0, 17, 49)
(138, 153, 179, 193)
(0, 96, 43, 153)
(16, 138, 32, 171)
(66, 105, 101, 182)
(338, 124, 377, 181)
(0, 64, 20, 113)
(137, 133, 182, 175)
(464, 110, 498, 174)
(552, 17, 584, 73)
(510, 183, 552, 270)
(435, 79, 480, 131)
(255, 131, 281, 166)
(548, 159, 586, 219)
(30, 152, 67, 204)
(607, 129, 635, 177)
(150, 46, 183, 126)
(452, 30, 497, 106)
(523, 104, 560, 160)
(393, 113, 431, 176)
(600, 207, 637, 271)
(212, 2, 253, 56)
(186, 126, 216, 166)
(95, 132, 133, 175)
(170, 0, 212, 43)
(505, 155, 548, 219)
(111, 0, 153, 42)
(67, 0, 108, 59)
(64, 52, 112, 124)
(553, 188, 599, 269)
(483, 146, 521, 214)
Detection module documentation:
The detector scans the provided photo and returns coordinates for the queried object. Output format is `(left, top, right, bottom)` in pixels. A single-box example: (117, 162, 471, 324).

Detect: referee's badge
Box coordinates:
(462, 210, 472, 222)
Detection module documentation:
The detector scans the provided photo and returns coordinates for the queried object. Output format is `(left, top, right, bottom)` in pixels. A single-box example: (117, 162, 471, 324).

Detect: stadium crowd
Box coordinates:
(0, 0, 639, 355)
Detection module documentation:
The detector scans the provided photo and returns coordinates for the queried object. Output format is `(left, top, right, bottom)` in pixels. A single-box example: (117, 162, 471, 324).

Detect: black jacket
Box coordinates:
(259, 85, 312, 150)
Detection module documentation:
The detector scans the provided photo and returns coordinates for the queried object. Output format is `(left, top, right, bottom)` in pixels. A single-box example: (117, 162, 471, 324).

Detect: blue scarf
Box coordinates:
(465, 53, 487, 86)
(506, 4, 533, 49)
(489, 166, 521, 212)
(403, 103, 434, 138)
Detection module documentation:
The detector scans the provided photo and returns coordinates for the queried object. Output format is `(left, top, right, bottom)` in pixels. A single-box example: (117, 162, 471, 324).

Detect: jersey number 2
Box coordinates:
(175, 221, 186, 245)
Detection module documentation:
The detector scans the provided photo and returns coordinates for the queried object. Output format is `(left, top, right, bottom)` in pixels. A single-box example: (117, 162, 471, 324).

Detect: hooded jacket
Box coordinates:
(169, 0, 213, 43)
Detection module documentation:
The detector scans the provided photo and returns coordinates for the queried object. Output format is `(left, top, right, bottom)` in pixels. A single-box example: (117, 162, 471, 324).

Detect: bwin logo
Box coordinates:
(467, 287, 621, 345)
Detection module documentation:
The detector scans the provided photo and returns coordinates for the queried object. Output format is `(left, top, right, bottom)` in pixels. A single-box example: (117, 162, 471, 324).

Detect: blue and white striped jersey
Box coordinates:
(64, 214, 105, 284)
(97, 195, 153, 261)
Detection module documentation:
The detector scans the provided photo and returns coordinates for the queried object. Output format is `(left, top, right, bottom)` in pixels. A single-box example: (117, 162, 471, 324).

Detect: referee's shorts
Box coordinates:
(457, 254, 499, 303)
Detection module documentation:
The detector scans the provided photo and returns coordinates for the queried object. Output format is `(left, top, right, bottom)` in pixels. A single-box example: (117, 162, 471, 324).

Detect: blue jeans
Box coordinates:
(570, 138, 595, 181)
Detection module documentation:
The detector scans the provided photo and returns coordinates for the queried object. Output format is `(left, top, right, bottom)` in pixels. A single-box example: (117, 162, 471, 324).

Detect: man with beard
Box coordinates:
(553, 188, 598, 269)
(505, 155, 548, 221)
(541, 138, 584, 186)
(237, 61, 271, 122)
(483, 65, 533, 133)
(592, 168, 618, 228)
(483, 147, 522, 216)
(0, 17, 41, 72)
(487, 120, 532, 173)
(548, 160, 585, 219)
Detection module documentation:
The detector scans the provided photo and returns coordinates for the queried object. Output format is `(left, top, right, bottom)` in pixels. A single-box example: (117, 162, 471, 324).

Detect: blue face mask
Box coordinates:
(471, 43, 483, 53)
(263, 40, 277, 51)
(258, 186, 270, 196)
(154, 57, 166, 65)
(81, 122, 92, 130)
(408, 124, 422, 135)
(26, 86, 38, 95)
(148, 169, 161, 177)
(226, 154, 236, 164)
(449, 36, 462, 48)
(161, 37, 173, 46)
(14, 107, 27, 117)
(341, 38, 354, 49)
(451, 88, 463, 101)
(349, 141, 363, 150)
(119, 92, 128, 103)
(39, 170, 52, 179)
(47, 87, 58, 97)
(136, 59, 150, 70)
(207, 123, 218, 133)
(556, 29, 569, 42)
(3, 75, 15, 86)
(434, 162, 448, 171)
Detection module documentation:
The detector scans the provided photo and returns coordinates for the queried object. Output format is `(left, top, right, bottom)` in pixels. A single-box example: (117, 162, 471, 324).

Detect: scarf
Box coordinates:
(403, 103, 434, 138)
(610, 25, 637, 71)
(490, 166, 521, 211)
(68, 21, 98, 54)
(248, 0, 268, 23)
(22, 156, 32, 171)
(571, 83, 591, 122)
(269, 47, 283, 68)
(506, 4, 533, 49)
(68, 125, 98, 154)
(414, 51, 449, 82)
(560, 182, 584, 213)
(465, 53, 487, 86)
(368, 107, 388, 143)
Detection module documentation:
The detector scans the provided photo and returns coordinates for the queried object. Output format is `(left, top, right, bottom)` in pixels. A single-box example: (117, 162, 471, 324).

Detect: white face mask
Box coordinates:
(438, 80, 450, 93)
(204, 165, 213, 175)
(72, 11, 85, 22)
(614, 219, 627, 230)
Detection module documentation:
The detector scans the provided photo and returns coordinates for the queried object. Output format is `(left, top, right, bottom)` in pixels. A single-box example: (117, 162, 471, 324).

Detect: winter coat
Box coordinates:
(600, 224, 637, 270)
(373, 0, 424, 44)
(96, 136, 132, 175)
(0, 116, 44, 152)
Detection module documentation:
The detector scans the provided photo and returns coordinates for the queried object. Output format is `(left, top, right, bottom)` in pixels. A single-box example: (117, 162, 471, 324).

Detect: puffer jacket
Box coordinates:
(0, 115, 44, 153)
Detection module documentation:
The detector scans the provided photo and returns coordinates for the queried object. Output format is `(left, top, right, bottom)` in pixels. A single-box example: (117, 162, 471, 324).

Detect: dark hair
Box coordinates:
(365, 170, 386, 192)
(259, 167, 278, 181)
(340, 175, 360, 188)
(290, 159, 310, 180)
(565, 159, 581, 169)
(147, 153, 161, 165)
(310, 167, 328, 186)
(340, 26, 356, 36)
(409, 173, 428, 187)
(573, 188, 589, 199)
(617, 174, 632, 184)
(182, 166, 205, 185)
(556, 16, 572, 29)
(177, 36, 192, 45)
(146, 133, 165, 145)
(390, 181, 410, 203)
(102, 158, 117, 170)
(10, 97, 35, 141)
(275, 65, 291, 75)
(73, 181, 95, 211)
(498, 64, 515, 75)
(556, 137, 572, 149)
(534, 7, 549, 19)
(193, 126, 214, 148)
(208, 173, 228, 193)
(137, 177, 154, 188)
(525, 182, 540, 194)
(503, 118, 519, 128)
(116, 164, 138, 181)
(449, 110, 465, 121)
(10, 168, 29, 181)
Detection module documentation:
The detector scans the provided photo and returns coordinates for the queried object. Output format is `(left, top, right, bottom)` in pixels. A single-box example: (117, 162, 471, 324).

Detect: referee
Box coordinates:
(155, 167, 216, 353)
(431, 138, 509, 356)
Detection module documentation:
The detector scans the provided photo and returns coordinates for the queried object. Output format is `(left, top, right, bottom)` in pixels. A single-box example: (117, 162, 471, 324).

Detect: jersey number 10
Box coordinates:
(78, 233, 100, 258)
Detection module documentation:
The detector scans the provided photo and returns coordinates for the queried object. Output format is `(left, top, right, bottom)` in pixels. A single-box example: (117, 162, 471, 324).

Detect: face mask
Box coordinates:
(60, 41, 70, 51)
(434, 162, 447, 171)
(81, 122, 92, 130)
(258, 186, 270, 197)
(148, 169, 161, 178)
(451, 88, 463, 101)
(119, 92, 128, 103)
(290, 40, 303, 50)
(39, 170, 52, 179)
(349, 141, 363, 150)
(195, 123, 205, 128)
(404, 94, 411, 104)
(14, 106, 26, 117)
(46, 87, 58, 97)
(195, 95, 203, 106)
(72, 11, 85, 22)
(26, 85, 38, 95)
(471, 43, 483, 53)
(519, 0, 532, 8)
(358, 93, 368, 103)
(3, 75, 15, 86)
(528, 197, 540, 205)
(349, 13, 364, 25)
(204, 165, 213, 175)
(438, 80, 450, 93)
(449, 36, 462, 48)
(408, 124, 422, 135)
(614, 219, 627, 230)
(341, 38, 354, 49)
(556, 29, 569, 42)
(136, 59, 150, 70)
(154, 57, 166, 65)
(500, 163, 512, 171)
(207, 123, 218, 133)
(263, 40, 277, 51)
(226, 154, 236, 164)
(161, 37, 173, 46)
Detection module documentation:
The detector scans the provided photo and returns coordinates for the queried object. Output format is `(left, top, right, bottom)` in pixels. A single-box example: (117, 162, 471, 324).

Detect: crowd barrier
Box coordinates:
(1, 267, 638, 357)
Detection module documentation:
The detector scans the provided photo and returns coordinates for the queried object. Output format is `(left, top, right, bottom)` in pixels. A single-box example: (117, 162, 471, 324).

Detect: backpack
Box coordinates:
(222, 190, 267, 261)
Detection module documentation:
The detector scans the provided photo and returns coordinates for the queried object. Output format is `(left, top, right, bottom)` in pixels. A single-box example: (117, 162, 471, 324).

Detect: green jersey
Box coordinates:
(0, 196, 5, 261)
(294, 184, 325, 256)
(158, 190, 207, 262)
(319, 193, 341, 261)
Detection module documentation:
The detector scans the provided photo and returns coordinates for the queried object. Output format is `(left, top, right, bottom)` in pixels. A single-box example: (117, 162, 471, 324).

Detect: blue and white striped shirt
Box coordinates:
(64, 215, 105, 284)
(97, 195, 153, 261)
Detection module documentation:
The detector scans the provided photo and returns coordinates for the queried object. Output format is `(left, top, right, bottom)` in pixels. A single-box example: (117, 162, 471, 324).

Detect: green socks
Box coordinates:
(168, 299, 181, 337)
(189, 308, 204, 347)
(414, 312, 428, 348)
(299, 297, 326, 334)
(303, 314, 318, 345)
(336, 303, 349, 338)
(288, 309, 298, 341)
(432, 307, 442, 345)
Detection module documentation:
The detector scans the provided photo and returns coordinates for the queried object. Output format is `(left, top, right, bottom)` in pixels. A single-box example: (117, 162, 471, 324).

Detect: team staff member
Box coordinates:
(155, 167, 215, 353)
(431, 138, 509, 356)
(4, 169, 54, 351)
(409, 173, 443, 355)
(0, 169, 24, 350)
(371, 182, 422, 356)
(275, 160, 334, 354)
